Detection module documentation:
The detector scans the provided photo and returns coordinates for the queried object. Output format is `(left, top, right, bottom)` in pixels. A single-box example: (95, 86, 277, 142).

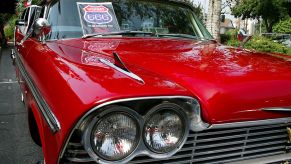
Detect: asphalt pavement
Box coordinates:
(0, 45, 43, 164)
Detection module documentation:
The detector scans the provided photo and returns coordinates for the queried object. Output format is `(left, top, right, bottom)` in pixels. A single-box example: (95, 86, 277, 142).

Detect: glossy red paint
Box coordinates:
(54, 37, 291, 122)
(15, 36, 291, 163)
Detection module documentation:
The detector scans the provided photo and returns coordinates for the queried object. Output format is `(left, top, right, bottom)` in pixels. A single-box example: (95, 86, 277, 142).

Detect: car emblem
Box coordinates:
(287, 127, 291, 143)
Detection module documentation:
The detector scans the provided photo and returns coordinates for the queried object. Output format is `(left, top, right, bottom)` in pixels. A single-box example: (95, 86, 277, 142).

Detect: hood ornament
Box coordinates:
(99, 52, 145, 84)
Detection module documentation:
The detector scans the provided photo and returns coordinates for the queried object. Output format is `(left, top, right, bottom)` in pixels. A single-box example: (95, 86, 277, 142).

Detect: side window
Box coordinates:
(27, 7, 42, 31)
(20, 9, 27, 20)
(21, 6, 42, 35)
(28, 7, 42, 38)
(39, 6, 45, 18)
(19, 8, 28, 34)
(21, 7, 31, 35)
(24, 8, 30, 23)
(27, 7, 36, 31)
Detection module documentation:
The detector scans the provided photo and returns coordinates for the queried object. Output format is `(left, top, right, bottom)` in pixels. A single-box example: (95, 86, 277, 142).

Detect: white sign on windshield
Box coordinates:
(77, 2, 120, 36)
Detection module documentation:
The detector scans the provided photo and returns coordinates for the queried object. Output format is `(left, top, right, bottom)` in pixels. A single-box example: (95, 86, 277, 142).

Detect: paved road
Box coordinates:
(0, 45, 43, 164)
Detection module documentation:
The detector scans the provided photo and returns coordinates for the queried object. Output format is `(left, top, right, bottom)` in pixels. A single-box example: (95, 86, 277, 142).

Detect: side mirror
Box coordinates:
(237, 29, 252, 48)
(33, 18, 51, 39)
(15, 20, 27, 26)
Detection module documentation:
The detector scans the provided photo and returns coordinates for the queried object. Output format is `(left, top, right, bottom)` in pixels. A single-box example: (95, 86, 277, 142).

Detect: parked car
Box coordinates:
(262, 33, 291, 48)
(282, 39, 291, 48)
(13, 0, 291, 164)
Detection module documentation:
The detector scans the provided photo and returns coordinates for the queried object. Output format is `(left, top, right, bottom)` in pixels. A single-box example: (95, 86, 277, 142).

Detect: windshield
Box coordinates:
(47, 0, 213, 40)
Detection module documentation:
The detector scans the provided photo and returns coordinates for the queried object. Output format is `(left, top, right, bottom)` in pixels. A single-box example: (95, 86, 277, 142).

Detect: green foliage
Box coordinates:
(32, 0, 42, 5)
(16, 0, 42, 16)
(227, 35, 291, 55)
(0, 14, 13, 25)
(16, 0, 26, 16)
(273, 18, 291, 34)
(220, 34, 230, 44)
(226, 29, 239, 39)
(226, 39, 240, 47)
(0, 13, 14, 42)
(221, 29, 239, 44)
(4, 15, 17, 40)
(4, 0, 42, 40)
(246, 36, 291, 55)
(232, 0, 290, 32)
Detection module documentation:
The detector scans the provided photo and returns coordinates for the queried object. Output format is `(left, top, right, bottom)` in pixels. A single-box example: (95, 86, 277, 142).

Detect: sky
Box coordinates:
(193, 0, 234, 19)
(193, 0, 209, 13)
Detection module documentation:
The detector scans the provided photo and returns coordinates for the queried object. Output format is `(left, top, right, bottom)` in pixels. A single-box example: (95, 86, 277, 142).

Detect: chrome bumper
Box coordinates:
(230, 152, 291, 164)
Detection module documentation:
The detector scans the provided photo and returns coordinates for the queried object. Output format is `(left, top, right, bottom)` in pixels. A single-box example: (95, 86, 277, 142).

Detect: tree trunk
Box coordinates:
(264, 19, 273, 33)
(206, 0, 222, 41)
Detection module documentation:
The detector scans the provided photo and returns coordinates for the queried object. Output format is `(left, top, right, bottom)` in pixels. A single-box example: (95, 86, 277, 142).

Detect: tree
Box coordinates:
(232, 0, 289, 33)
(206, 0, 222, 40)
(181, 0, 204, 20)
(273, 18, 291, 34)
(16, 0, 42, 15)
(0, 14, 13, 47)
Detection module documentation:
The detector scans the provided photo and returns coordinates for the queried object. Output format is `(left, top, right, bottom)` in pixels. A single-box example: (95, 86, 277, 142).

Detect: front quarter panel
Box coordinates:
(16, 37, 192, 163)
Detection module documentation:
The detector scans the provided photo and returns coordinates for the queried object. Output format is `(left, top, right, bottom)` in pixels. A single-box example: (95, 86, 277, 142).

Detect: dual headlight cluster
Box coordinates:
(83, 103, 189, 163)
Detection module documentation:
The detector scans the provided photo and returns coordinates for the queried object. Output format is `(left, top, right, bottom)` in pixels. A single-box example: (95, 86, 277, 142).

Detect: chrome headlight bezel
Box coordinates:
(143, 102, 189, 156)
(80, 97, 201, 164)
(82, 106, 143, 164)
(59, 96, 209, 164)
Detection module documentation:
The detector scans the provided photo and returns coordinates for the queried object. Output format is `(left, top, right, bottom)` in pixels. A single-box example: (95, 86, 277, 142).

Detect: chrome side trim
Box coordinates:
(66, 157, 94, 163)
(211, 117, 291, 129)
(14, 49, 60, 133)
(58, 96, 201, 163)
(261, 107, 291, 112)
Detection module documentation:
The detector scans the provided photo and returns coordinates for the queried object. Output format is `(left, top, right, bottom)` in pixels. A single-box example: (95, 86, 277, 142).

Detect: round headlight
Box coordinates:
(89, 110, 139, 161)
(144, 103, 187, 154)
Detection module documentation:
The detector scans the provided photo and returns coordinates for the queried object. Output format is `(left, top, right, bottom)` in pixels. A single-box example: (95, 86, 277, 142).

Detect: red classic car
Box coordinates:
(13, 0, 291, 163)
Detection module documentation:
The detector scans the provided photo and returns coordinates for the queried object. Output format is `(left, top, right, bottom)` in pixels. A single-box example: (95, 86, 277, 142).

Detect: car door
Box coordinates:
(15, 7, 30, 100)
(15, 6, 42, 103)
(20, 5, 51, 81)
(15, 8, 28, 51)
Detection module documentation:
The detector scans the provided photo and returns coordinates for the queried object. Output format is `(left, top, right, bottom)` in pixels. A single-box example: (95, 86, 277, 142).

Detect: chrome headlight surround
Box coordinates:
(143, 102, 189, 157)
(83, 106, 143, 164)
(76, 96, 205, 164)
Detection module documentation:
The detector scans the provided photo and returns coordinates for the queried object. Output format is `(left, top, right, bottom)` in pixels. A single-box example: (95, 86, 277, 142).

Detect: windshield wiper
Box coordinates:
(83, 31, 203, 40)
(82, 30, 154, 39)
(155, 33, 200, 40)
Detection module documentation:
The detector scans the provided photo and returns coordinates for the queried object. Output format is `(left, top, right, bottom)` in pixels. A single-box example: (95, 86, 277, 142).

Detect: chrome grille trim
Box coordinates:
(194, 140, 245, 149)
(211, 117, 291, 129)
(61, 118, 291, 163)
(130, 121, 291, 164)
(208, 151, 286, 164)
(62, 141, 94, 163)
(65, 157, 94, 163)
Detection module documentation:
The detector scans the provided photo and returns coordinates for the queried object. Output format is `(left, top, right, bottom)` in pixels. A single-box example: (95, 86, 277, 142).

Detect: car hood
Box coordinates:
(48, 37, 291, 123)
